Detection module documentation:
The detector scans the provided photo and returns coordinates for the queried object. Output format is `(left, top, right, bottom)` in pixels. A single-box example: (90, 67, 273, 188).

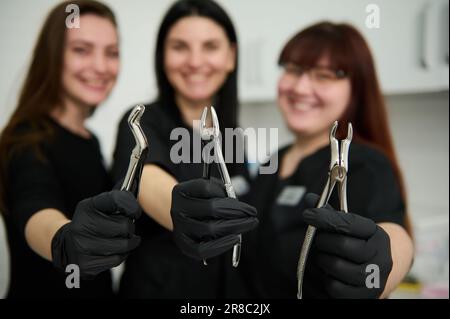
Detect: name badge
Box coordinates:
(231, 175, 250, 197)
(276, 185, 306, 206)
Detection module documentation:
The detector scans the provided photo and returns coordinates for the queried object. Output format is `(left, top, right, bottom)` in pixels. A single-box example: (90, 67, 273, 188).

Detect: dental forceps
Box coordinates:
(200, 106, 241, 268)
(297, 121, 353, 299)
(120, 104, 149, 197)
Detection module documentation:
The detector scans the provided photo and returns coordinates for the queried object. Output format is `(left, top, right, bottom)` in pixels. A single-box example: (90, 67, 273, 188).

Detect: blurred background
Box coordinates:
(0, 0, 448, 298)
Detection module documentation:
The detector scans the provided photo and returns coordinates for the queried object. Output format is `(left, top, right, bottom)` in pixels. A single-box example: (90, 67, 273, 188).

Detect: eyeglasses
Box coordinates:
(281, 63, 348, 86)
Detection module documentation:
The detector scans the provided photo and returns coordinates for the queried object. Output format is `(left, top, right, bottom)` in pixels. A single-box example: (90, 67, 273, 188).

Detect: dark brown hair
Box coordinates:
(279, 22, 412, 235)
(0, 0, 117, 214)
(155, 0, 239, 131)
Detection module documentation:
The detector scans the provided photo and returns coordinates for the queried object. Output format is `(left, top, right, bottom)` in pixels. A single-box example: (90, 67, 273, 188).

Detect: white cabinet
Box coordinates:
(217, 0, 449, 102)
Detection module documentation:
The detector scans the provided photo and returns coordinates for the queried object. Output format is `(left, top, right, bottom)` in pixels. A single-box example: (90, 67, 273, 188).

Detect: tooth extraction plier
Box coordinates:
(120, 104, 149, 197)
(200, 106, 241, 268)
(297, 121, 353, 299)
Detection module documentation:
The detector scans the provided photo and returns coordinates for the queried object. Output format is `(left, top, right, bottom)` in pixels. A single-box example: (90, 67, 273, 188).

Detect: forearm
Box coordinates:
(138, 164, 177, 231)
(378, 222, 414, 298)
(24, 209, 70, 261)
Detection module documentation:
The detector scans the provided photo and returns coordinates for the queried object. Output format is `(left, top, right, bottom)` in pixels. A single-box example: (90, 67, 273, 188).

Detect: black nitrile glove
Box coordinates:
(51, 190, 141, 278)
(171, 178, 258, 260)
(302, 193, 393, 299)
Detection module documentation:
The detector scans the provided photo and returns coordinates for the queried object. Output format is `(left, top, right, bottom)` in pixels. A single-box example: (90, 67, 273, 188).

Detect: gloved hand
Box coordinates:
(51, 190, 141, 278)
(171, 178, 258, 260)
(302, 193, 393, 299)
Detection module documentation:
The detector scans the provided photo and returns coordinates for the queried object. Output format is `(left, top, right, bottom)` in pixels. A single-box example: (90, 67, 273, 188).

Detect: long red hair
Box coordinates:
(279, 22, 412, 236)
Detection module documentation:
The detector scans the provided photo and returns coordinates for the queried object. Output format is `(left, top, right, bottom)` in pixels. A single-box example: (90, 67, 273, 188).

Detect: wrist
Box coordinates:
(378, 222, 414, 299)
(24, 209, 70, 262)
(50, 221, 72, 269)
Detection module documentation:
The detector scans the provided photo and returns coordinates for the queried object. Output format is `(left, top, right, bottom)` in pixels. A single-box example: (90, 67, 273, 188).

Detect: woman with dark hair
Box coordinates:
(0, 0, 141, 299)
(112, 0, 257, 298)
(173, 21, 414, 299)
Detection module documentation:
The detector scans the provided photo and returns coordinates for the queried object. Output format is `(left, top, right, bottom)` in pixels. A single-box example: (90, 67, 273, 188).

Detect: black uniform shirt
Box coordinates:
(112, 101, 250, 298)
(232, 142, 406, 298)
(4, 118, 113, 299)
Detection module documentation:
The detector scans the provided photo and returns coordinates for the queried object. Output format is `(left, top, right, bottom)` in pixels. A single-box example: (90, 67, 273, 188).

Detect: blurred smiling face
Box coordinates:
(62, 14, 119, 108)
(277, 56, 351, 138)
(164, 16, 236, 106)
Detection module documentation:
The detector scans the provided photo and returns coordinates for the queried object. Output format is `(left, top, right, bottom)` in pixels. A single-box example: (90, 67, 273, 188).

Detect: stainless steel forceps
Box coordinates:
(199, 106, 241, 268)
(297, 121, 353, 299)
(120, 104, 149, 197)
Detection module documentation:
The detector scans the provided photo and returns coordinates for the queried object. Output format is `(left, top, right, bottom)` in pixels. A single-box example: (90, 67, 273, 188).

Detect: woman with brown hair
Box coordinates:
(171, 21, 414, 298)
(0, 1, 140, 298)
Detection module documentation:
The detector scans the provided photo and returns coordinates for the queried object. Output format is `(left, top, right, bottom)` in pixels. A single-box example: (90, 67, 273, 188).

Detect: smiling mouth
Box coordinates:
(183, 74, 210, 84)
(287, 100, 318, 112)
(80, 77, 110, 90)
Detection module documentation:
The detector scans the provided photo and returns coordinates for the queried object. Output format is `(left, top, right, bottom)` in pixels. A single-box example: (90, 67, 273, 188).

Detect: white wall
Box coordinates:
(387, 92, 449, 289)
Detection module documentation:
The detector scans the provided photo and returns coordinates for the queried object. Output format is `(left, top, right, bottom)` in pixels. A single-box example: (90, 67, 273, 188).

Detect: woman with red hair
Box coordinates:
(240, 21, 414, 299)
(171, 21, 414, 299)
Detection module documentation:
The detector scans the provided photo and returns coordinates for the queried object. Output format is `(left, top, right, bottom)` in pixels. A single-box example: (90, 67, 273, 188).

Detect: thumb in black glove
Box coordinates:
(51, 190, 142, 279)
(171, 178, 258, 260)
(302, 193, 392, 299)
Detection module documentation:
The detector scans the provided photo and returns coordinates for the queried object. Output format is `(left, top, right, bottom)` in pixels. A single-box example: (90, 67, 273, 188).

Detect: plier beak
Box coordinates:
(120, 104, 149, 197)
(200, 106, 220, 140)
(329, 121, 353, 173)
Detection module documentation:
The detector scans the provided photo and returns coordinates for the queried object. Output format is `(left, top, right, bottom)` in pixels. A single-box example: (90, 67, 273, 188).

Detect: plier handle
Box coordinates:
(200, 106, 241, 267)
(297, 121, 353, 299)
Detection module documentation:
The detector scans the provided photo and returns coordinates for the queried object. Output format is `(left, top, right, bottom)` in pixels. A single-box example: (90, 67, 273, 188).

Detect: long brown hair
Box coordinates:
(279, 22, 412, 235)
(0, 0, 117, 214)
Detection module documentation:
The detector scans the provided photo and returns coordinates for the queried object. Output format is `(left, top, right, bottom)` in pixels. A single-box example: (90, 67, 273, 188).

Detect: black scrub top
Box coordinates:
(4, 118, 113, 299)
(230, 142, 406, 298)
(112, 101, 250, 298)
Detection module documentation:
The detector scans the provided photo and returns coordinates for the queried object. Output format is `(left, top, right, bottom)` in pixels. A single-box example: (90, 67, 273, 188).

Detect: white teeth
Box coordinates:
(292, 103, 313, 111)
(187, 74, 207, 82)
(84, 79, 106, 86)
